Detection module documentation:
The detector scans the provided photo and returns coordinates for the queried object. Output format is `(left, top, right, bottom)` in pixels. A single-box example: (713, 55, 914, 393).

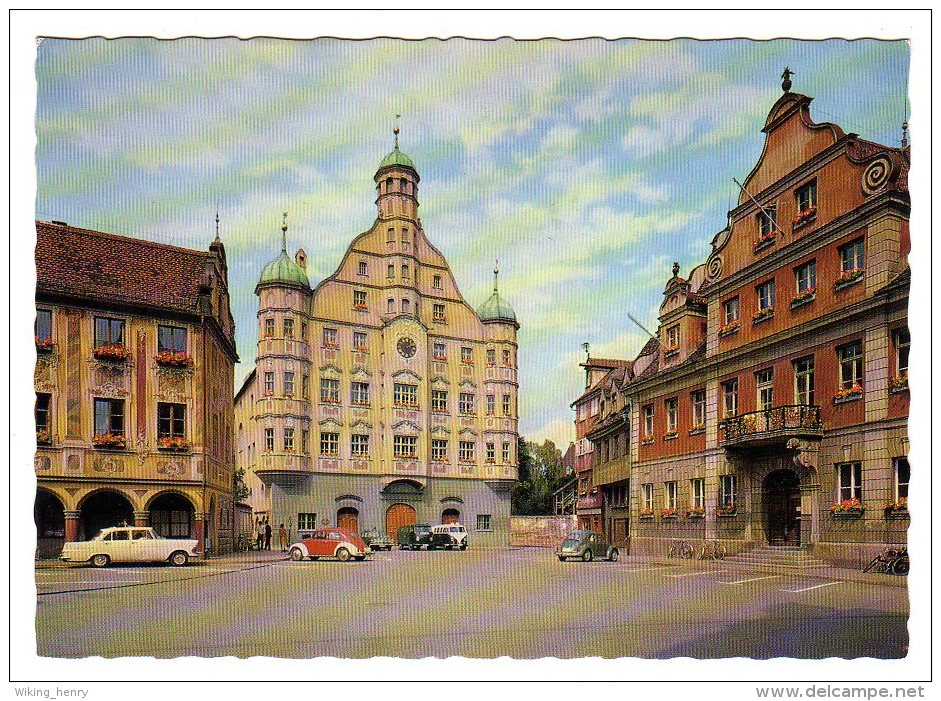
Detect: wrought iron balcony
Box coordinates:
(721, 405, 823, 448)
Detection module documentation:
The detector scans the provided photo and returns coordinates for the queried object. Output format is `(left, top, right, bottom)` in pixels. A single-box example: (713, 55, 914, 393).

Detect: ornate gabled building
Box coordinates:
(234, 133, 520, 545)
(575, 80, 910, 567)
(34, 220, 238, 557)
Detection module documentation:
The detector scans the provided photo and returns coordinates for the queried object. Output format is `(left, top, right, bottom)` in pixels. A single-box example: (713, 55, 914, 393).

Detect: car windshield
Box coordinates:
(415, 526, 431, 534)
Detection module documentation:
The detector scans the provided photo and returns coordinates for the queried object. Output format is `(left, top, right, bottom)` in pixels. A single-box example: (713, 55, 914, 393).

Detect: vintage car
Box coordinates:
(555, 530, 619, 562)
(288, 527, 370, 562)
(60, 526, 200, 567)
(397, 524, 434, 550)
(429, 523, 468, 550)
(361, 528, 394, 551)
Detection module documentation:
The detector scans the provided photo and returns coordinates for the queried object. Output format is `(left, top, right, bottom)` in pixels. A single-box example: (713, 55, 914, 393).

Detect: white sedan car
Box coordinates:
(60, 526, 200, 567)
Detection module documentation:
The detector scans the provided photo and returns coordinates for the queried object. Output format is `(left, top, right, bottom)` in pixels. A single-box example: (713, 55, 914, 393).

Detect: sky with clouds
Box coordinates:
(35, 37, 909, 447)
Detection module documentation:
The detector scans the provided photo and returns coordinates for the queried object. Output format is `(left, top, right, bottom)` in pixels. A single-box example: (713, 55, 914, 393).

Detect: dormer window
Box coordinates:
(666, 325, 679, 351)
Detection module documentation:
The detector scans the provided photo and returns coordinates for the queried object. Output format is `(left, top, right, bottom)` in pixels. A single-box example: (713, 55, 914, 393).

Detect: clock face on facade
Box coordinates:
(397, 336, 417, 359)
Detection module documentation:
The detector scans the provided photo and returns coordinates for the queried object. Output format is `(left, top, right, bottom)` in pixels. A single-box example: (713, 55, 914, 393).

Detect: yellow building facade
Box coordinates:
(234, 136, 519, 545)
(34, 221, 238, 557)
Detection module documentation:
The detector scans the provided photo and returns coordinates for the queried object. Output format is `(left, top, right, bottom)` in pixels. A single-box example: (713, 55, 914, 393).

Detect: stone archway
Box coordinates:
(34, 489, 65, 558)
(79, 490, 134, 541)
(385, 503, 416, 540)
(149, 492, 195, 539)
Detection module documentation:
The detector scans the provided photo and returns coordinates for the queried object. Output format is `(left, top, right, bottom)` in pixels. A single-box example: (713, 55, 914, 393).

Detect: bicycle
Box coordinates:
(863, 547, 909, 576)
(698, 540, 727, 561)
(668, 540, 694, 559)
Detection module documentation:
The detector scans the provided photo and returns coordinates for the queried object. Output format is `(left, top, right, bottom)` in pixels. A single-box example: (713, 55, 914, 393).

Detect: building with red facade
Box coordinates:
(579, 85, 910, 567)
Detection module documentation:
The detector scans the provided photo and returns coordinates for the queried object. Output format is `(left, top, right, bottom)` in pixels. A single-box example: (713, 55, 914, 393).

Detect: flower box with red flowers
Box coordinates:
(718, 320, 740, 338)
(752, 307, 775, 324)
(351, 400, 370, 407)
(834, 268, 864, 290)
(322, 342, 340, 350)
(394, 401, 420, 409)
(486, 458, 496, 464)
(433, 354, 448, 362)
(830, 498, 864, 516)
(36, 427, 52, 445)
(663, 345, 679, 360)
(461, 359, 474, 365)
(833, 384, 863, 405)
(93, 432, 126, 449)
(686, 506, 705, 519)
(157, 436, 189, 452)
(641, 437, 655, 446)
(434, 315, 448, 324)
(660, 508, 678, 519)
(93, 343, 130, 362)
(353, 345, 369, 353)
(890, 373, 908, 393)
(792, 206, 817, 229)
(753, 231, 777, 253)
(639, 509, 655, 519)
(663, 431, 678, 441)
(790, 289, 817, 309)
(459, 459, 475, 465)
(155, 350, 193, 368)
(353, 304, 368, 311)
(883, 498, 908, 517)
(715, 503, 737, 517)
(35, 336, 55, 353)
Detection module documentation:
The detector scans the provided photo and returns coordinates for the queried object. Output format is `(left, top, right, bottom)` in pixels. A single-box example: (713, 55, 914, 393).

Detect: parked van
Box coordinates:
(397, 524, 433, 550)
(430, 523, 468, 550)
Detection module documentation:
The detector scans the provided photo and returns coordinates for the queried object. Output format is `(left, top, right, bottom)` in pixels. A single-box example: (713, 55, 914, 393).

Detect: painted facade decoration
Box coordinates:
(34, 220, 238, 558)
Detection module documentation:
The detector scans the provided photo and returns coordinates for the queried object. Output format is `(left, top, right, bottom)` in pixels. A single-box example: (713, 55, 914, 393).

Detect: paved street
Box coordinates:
(35, 548, 908, 659)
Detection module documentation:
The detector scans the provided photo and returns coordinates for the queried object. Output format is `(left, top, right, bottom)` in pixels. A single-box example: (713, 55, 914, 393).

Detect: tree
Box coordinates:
(512, 438, 565, 515)
(233, 466, 250, 503)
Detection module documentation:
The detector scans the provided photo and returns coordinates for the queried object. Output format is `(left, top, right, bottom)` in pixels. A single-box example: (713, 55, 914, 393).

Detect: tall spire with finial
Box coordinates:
(281, 212, 288, 253)
(393, 113, 401, 149)
(214, 206, 221, 243)
(493, 259, 500, 293)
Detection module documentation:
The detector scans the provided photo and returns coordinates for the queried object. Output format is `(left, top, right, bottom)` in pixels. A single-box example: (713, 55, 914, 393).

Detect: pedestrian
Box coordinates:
(251, 523, 259, 551)
(278, 523, 288, 552)
(255, 520, 264, 550)
(264, 521, 272, 551)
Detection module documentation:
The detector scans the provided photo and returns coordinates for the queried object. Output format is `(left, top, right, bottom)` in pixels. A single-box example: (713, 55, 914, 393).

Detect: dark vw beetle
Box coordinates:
(555, 530, 619, 562)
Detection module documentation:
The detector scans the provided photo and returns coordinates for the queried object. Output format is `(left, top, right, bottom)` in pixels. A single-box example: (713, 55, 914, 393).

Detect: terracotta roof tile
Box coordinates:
(35, 220, 209, 317)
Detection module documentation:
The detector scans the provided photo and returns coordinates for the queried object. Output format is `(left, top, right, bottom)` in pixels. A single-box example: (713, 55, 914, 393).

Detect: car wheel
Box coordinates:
(609, 548, 619, 562)
(460, 543, 467, 551)
(582, 550, 593, 562)
(169, 551, 188, 567)
(336, 547, 351, 562)
(91, 553, 110, 568)
(290, 547, 304, 562)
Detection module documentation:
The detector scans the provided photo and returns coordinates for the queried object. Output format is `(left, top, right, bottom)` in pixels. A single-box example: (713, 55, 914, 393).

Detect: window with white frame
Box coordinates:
(723, 297, 739, 325)
(393, 383, 418, 408)
(433, 342, 446, 360)
(503, 394, 511, 415)
(758, 206, 777, 236)
(320, 432, 339, 456)
(322, 327, 338, 347)
(432, 390, 448, 413)
(894, 457, 910, 501)
(756, 279, 776, 311)
(795, 260, 817, 294)
(691, 390, 706, 429)
(283, 427, 295, 452)
(837, 341, 863, 390)
(459, 393, 476, 415)
(795, 180, 817, 213)
(433, 303, 446, 321)
(664, 481, 678, 511)
(284, 371, 295, 395)
(794, 356, 815, 406)
(719, 474, 737, 508)
(502, 441, 510, 463)
(643, 404, 654, 439)
(459, 441, 475, 463)
(666, 325, 679, 349)
(642, 483, 654, 512)
(476, 514, 492, 532)
(486, 442, 495, 462)
(461, 347, 473, 364)
(690, 478, 704, 509)
(264, 428, 274, 452)
(895, 328, 910, 376)
(351, 381, 369, 406)
(665, 398, 678, 434)
(837, 462, 862, 502)
(265, 318, 275, 338)
(353, 331, 367, 351)
(351, 434, 369, 457)
(756, 369, 774, 411)
(283, 318, 294, 338)
(353, 290, 367, 308)
(321, 378, 340, 404)
(264, 372, 274, 394)
(722, 379, 738, 418)
(839, 238, 865, 273)
(433, 274, 442, 289)
(431, 439, 448, 462)
(393, 435, 417, 459)
(358, 260, 367, 276)
(297, 513, 317, 531)
(486, 394, 495, 415)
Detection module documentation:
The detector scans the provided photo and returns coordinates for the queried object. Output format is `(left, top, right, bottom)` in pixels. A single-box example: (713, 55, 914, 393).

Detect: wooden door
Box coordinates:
(765, 469, 801, 546)
(337, 507, 359, 532)
(442, 508, 460, 524)
(386, 503, 416, 540)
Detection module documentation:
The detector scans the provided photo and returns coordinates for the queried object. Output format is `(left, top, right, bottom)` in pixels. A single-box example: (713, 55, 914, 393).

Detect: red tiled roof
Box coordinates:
(581, 357, 634, 370)
(35, 220, 209, 317)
